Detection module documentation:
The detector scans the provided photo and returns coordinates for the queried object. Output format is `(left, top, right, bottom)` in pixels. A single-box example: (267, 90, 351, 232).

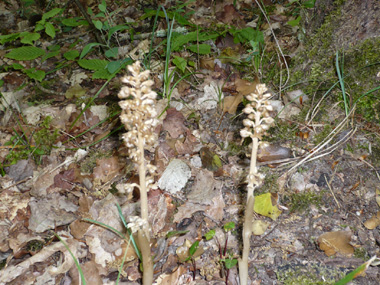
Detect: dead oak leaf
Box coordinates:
(317, 231, 354, 257)
(364, 211, 380, 230)
(162, 108, 188, 139)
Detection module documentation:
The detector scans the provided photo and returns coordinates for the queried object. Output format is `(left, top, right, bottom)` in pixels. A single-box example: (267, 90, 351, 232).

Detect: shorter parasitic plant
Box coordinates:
(238, 84, 274, 284)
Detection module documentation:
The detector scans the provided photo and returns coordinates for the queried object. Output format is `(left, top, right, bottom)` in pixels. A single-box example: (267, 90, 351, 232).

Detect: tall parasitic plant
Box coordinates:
(238, 84, 274, 284)
(118, 61, 158, 284)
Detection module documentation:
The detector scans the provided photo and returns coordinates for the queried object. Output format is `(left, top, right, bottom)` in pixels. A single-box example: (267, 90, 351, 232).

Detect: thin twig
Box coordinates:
(254, 0, 289, 88)
(325, 173, 340, 208)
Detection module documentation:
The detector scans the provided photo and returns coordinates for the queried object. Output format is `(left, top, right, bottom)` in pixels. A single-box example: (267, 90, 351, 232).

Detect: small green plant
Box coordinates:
(353, 247, 368, 260)
(205, 222, 238, 283)
(184, 240, 201, 280)
(4, 116, 59, 166)
(82, 203, 141, 284)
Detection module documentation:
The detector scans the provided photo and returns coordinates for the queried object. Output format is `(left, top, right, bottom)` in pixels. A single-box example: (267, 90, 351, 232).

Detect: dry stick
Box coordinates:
(288, 106, 357, 174)
(324, 171, 340, 208)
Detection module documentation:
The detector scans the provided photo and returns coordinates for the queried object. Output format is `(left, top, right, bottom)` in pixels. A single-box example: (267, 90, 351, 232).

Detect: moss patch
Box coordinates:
(276, 262, 346, 285)
(288, 1, 380, 123)
(285, 190, 324, 213)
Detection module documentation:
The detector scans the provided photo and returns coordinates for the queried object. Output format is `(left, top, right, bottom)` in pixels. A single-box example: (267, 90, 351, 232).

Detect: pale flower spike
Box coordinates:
(238, 83, 274, 285)
(118, 61, 157, 284)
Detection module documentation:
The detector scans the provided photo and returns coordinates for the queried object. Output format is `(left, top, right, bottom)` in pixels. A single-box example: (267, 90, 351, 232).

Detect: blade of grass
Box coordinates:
(54, 233, 86, 285)
(335, 51, 349, 117)
(116, 203, 142, 260)
(334, 255, 379, 285)
(82, 218, 127, 239)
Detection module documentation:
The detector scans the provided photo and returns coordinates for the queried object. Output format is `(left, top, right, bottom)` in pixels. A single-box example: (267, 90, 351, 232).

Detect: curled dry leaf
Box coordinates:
(317, 230, 354, 257)
(364, 211, 380, 230)
(257, 144, 292, 162)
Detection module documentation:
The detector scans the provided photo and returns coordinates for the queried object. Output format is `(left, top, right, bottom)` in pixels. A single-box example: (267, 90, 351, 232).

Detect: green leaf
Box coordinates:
(20, 32, 40, 45)
(106, 60, 121, 74)
(287, 16, 301, 27)
(172, 32, 219, 51)
(303, 0, 316, 8)
(41, 50, 60, 62)
(205, 229, 215, 241)
(187, 240, 199, 260)
(99, 0, 107, 12)
(222, 258, 238, 269)
(232, 27, 264, 44)
(105, 47, 118, 59)
(62, 18, 88, 27)
(93, 20, 103, 30)
(188, 44, 211, 55)
(78, 59, 108, 71)
(42, 8, 62, 20)
(64, 50, 79, 60)
(0, 33, 20, 44)
(33, 147, 45, 155)
(166, 230, 189, 238)
(107, 25, 129, 42)
(254, 193, 282, 221)
(24, 68, 45, 82)
(11, 63, 24, 70)
(172, 56, 187, 73)
(141, 9, 193, 26)
(223, 222, 235, 232)
(80, 43, 103, 58)
(35, 22, 45, 32)
(5, 46, 45, 60)
(45, 22, 56, 38)
(48, 44, 60, 51)
(92, 69, 112, 80)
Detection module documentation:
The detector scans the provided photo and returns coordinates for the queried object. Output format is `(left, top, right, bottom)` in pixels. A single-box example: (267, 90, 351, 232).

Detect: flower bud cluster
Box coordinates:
(127, 216, 149, 234)
(240, 84, 274, 140)
(118, 61, 158, 191)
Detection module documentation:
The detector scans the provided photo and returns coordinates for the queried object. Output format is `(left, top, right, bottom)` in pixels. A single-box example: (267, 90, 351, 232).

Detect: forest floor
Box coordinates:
(1, 0, 380, 284)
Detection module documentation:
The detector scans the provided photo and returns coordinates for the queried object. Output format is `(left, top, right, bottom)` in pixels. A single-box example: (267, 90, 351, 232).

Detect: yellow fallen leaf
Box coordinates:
(254, 193, 282, 221)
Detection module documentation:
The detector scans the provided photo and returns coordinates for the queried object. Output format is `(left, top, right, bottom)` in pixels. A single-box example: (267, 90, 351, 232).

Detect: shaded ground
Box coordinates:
(1, 0, 380, 284)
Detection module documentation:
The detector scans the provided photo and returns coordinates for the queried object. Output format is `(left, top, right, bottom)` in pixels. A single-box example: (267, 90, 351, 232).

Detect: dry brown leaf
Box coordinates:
(317, 231, 354, 257)
(204, 192, 225, 221)
(235, 78, 259, 95)
(376, 189, 380, 207)
(223, 94, 244, 114)
(364, 211, 380, 230)
(200, 57, 215, 70)
(257, 144, 292, 162)
(92, 156, 120, 183)
(156, 265, 189, 285)
(162, 108, 188, 139)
